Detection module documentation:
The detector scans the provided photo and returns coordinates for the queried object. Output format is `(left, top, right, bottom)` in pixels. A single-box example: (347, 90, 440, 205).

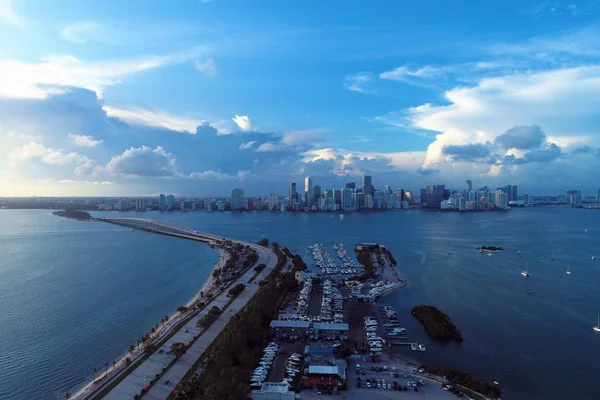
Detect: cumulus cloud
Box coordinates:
(255, 142, 281, 152)
(442, 143, 491, 162)
(8, 142, 89, 166)
(0, 47, 206, 99)
(75, 159, 100, 176)
(194, 58, 216, 76)
(69, 134, 103, 147)
(280, 130, 323, 146)
(0, 0, 21, 27)
(495, 125, 546, 149)
(60, 21, 109, 44)
(232, 114, 253, 132)
(105, 146, 178, 177)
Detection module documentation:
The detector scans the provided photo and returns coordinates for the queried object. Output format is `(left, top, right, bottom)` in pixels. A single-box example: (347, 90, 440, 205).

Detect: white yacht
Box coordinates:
(594, 315, 600, 333)
(521, 261, 530, 277)
(566, 264, 571, 275)
(418, 344, 426, 352)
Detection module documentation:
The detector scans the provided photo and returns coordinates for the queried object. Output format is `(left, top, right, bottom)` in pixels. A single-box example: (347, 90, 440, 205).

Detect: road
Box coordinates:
(102, 241, 277, 400)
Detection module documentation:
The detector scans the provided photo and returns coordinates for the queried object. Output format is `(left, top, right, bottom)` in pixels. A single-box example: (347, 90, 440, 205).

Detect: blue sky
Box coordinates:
(1, 0, 599, 197)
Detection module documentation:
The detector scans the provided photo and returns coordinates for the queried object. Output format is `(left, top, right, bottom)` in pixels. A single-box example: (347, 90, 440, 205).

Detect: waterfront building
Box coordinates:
(364, 194, 373, 209)
(268, 194, 278, 211)
(401, 200, 409, 209)
(216, 201, 225, 211)
(345, 182, 355, 189)
(166, 194, 175, 210)
(251, 382, 295, 400)
(313, 185, 321, 203)
(180, 200, 185, 210)
(231, 188, 245, 210)
(245, 198, 255, 210)
(424, 184, 445, 208)
(524, 193, 531, 205)
(289, 182, 296, 209)
(362, 175, 374, 196)
(383, 185, 392, 202)
(342, 187, 353, 210)
(459, 197, 466, 210)
(206, 200, 215, 211)
(495, 190, 508, 209)
(135, 197, 145, 211)
(334, 189, 342, 206)
(565, 189, 582, 204)
(304, 176, 314, 207)
(597, 189, 600, 203)
(465, 180, 473, 192)
(159, 194, 166, 210)
(511, 185, 518, 201)
(117, 199, 130, 210)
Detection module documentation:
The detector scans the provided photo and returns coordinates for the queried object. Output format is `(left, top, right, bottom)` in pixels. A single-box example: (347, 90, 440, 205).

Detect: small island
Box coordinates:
(411, 304, 463, 342)
(478, 245, 504, 252)
(52, 210, 92, 221)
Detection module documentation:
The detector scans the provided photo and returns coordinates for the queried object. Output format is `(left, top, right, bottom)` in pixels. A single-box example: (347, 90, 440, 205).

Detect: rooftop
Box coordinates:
(255, 382, 293, 393)
(270, 320, 311, 328)
(313, 322, 349, 331)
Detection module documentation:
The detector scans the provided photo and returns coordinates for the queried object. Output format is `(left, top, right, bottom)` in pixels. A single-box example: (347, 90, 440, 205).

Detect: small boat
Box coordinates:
(521, 261, 530, 277)
(418, 344, 426, 352)
(594, 315, 600, 333)
(593, 255, 596, 261)
(585, 228, 588, 233)
(517, 250, 521, 255)
(488, 252, 493, 257)
(447, 252, 451, 255)
(410, 343, 418, 351)
(566, 264, 572, 275)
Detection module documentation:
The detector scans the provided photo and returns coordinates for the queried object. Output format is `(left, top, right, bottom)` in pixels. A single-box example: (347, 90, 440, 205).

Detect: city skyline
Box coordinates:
(2, 1, 600, 197)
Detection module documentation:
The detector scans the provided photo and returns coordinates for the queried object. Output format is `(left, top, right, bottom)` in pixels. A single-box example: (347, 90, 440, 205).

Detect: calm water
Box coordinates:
(1, 209, 599, 399)
(0, 210, 218, 400)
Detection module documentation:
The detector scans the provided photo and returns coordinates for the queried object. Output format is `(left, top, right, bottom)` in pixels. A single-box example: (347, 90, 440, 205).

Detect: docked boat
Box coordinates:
(566, 264, 572, 275)
(418, 344, 426, 352)
(410, 343, 418, 351)
(594, 315, 600, 333)
(521, 261, 530, 277)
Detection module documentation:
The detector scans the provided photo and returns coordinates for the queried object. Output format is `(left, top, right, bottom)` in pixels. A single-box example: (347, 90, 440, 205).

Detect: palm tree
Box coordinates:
(128, 344, 135, 354)
(112, 360, 117, 369)
(64, 392, 71, 399)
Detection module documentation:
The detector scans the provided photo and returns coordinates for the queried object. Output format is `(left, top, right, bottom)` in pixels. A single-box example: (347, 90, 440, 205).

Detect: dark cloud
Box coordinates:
(442, 143, 491, 161)
(195, 122, 219, 136)
(417, 167, 438, 175)
(495, 125, 546, 149)
(503, 143, 562, 165)
(571, 146, 595, 154)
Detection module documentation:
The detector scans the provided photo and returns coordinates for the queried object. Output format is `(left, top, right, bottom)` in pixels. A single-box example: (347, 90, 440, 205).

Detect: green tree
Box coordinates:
(176, 305, 189, 313)
(171, 342, 186, 357)
(128, 344, 135, 354)
(64, 392, 71, 399)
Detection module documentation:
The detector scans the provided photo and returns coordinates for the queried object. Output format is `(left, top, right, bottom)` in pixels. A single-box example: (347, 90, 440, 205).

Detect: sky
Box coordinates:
(1, 0, 599, 197)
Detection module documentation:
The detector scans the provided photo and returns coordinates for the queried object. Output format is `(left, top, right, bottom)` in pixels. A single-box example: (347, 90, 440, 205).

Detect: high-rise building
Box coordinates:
(364, 194, 373, 209)
(135, 198, 145, 211)
(524, 193, 531, 205)
(511, 185, 518, 202)
(313, 185, 321, 203)
(159, 194, 166, 210)
(268, 194, 278, 211)
(465, 180, 473, 192)
(459, 197, 466, 211)
(424, 185, 445, 208)
(117, 199, 130, 211)
(342, 187, 353, 210)
(304, 176, 314, 207)
(383, 185, 392, 202)
(495, 190, 508, 209)
(231, 188, 245, 210)
(289, 183, 296, 209)
(345, 182, 355, 189)
(565, 189, 582, 204)
(166, 194, 175, 210)
(334, 189, 342, 206)
(362, 175, 373, 196)
(420, 188, 427, 206)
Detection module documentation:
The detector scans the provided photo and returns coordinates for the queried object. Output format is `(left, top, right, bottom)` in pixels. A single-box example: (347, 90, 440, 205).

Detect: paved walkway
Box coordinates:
(102, 242, 277, 400)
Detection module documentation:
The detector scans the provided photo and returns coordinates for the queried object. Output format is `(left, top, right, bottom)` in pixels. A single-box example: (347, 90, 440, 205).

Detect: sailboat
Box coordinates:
(594, 315, 600, 333)
(521, 261, 530, 277)
(566, 264, 571, 275)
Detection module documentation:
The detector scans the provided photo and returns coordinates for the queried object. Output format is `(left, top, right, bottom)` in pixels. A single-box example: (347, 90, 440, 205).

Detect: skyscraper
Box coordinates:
(524, 193, 531, 204)
(362, 175, 373, 196)
(313, 185, 321, 203)
(511, 185, 518, 202)
(304, 176, 313, 207)
(425, 185, 445, 208)
(135, 198, 145, 211)
(383, 185, 392, 202)
(166, 194, 175, 210)
(465, 180, 473, 192)
(342, 187, 353, 210)
(495, 190, 508, 209)
(268, 194, 278, 211)
(231, 188, 244, 210)
(345, 182, 355, 189)
(289, 182, 297, 209)
(159, 194, 166, 210)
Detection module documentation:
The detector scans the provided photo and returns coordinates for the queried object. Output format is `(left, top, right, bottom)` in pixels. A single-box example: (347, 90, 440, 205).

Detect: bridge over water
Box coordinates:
(98, 217, 223, 243)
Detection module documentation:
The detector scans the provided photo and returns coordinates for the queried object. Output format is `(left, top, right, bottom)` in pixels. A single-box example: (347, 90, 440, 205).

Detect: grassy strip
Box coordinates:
(90, 358, 145, 400)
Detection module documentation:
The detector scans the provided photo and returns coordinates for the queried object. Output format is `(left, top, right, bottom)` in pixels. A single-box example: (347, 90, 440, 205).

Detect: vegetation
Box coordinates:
(421, 364, 502, 399)
(257, 237, 269, 247)
(228, 283, 246, 297)
(254, 263, 266, 273)
(196, 306, 222, 328)
(478, 245, 504, 251)
(177, 305, 189, 313)
(173, 248, 300, 400)
(353, 244, 380, 280)
(52, 210, 92, 220)
(292, 254, 308, 271)
(144, 343, 158, 355)
(381, 247, 397, 265)
(411, 305, 463, 342)
(171, 342, 187, 358)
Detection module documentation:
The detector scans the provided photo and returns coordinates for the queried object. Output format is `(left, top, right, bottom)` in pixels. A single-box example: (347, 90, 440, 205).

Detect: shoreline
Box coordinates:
(71, 242, 226, 400)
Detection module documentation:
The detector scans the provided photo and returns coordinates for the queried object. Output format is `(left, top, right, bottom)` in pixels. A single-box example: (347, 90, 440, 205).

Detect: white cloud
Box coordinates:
(232, 114, 253, 132)
(8, 142, 89, 166)
(105, 106, 206, 134)
(59, 179, 114, 185)
(189, 170, 250, 181)
(60, 21, 108, 44)
(74, 159, 100, 176)
(68, 134, 103, 147)
(0, 0, 21, 27)
(255, 142, 280, 152)
(0, 47, 206, 99)
(344, 72, 372, 93)
(280, 130, 323, 146)
(352, 135, 372, 143)
(105, 145, 177, 177)
(194, 58, 216, 76)
(239, 141, 256, 150)
(405, 65, 600, 171)
(380, 65, 448, 81)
